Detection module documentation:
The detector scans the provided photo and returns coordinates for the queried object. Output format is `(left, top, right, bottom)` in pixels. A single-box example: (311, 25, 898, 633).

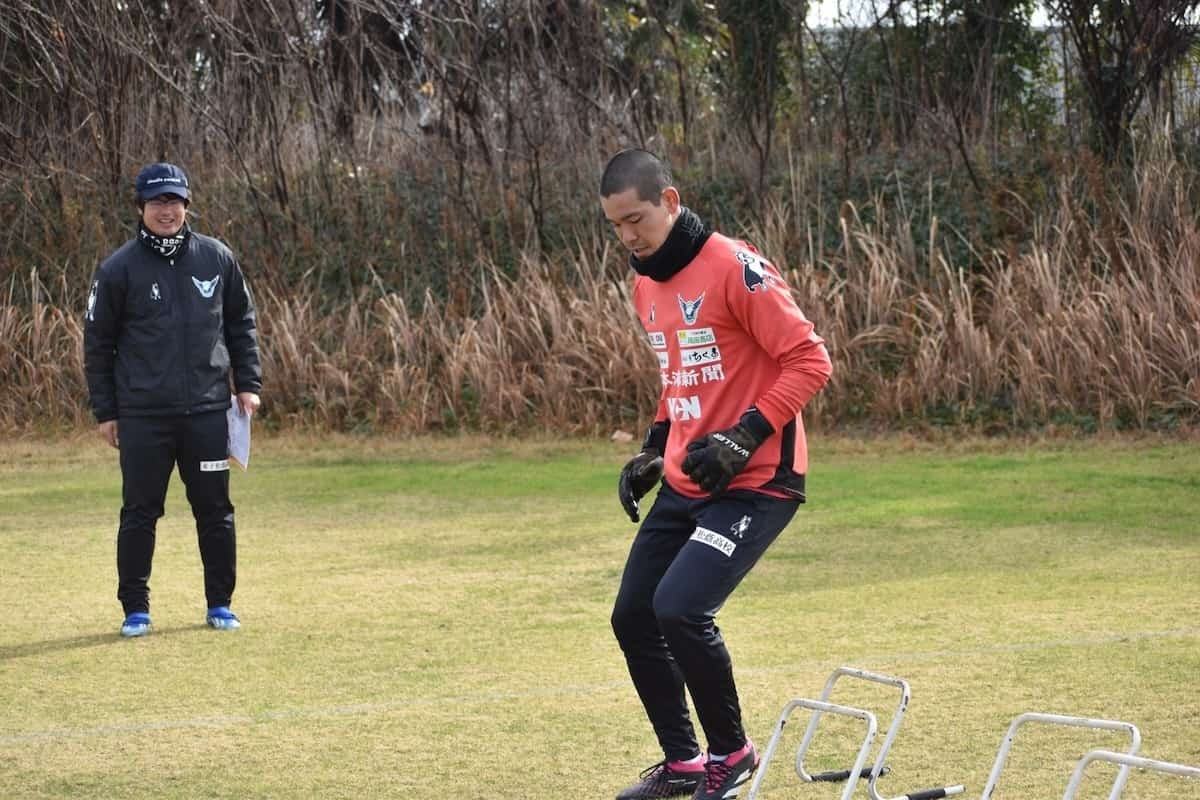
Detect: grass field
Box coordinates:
(1, 434, 1198, 799)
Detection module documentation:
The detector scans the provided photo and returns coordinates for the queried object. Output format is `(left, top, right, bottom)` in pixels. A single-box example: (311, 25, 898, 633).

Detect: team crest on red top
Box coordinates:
(677, 292, 705, 325)
(737, 250, 774, 293)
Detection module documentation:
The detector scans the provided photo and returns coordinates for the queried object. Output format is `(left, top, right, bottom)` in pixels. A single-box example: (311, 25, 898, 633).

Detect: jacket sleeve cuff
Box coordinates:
(740, 407, 775, 445)
(642, 420, 670, 453)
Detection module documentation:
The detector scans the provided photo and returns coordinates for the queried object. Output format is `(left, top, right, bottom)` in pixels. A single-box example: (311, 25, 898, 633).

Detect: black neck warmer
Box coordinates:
(630, 206, 712, 282)
(137, 221, 191, 258)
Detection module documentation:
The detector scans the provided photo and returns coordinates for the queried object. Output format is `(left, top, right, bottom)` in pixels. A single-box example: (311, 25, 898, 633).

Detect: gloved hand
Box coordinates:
(618, 421, 669, 523)
(681, 408, 774, 495)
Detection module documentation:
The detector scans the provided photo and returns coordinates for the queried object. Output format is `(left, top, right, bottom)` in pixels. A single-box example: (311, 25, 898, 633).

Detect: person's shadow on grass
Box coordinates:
(0, 624, 210, 661)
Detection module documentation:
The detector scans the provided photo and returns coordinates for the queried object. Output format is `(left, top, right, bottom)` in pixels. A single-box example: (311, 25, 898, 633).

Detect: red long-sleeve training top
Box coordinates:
(633, 232, 833, 499)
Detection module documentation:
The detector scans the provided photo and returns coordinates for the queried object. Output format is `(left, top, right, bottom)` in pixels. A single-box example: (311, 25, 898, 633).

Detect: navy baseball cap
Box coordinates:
(135, 162, 190, 202)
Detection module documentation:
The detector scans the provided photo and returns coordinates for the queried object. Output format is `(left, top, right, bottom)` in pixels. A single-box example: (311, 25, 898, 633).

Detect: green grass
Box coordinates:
(1, 434, 1198, 799)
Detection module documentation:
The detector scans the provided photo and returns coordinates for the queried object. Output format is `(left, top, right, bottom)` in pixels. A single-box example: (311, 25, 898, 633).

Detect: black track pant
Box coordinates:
(611, 482, 799, 761)
(116, 411, 236, 615)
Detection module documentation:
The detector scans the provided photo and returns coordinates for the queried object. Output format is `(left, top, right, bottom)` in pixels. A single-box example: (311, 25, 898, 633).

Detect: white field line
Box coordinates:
(1, 627, 1196, 746)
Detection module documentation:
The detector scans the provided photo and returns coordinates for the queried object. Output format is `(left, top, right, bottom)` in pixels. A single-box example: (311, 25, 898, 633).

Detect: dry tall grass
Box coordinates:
(255, 246, 654, 434)
(3, 167, 1197, 435)
(1, 273, 92, 432)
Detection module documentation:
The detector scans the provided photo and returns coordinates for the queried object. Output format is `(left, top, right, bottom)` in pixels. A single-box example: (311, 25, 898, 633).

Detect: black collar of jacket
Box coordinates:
(629, 206, 712, 282)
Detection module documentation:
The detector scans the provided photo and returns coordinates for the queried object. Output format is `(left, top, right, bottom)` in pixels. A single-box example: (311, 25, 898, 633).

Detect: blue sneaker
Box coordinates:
(206, 606, 241, 630)
(120, 612, 151, 638)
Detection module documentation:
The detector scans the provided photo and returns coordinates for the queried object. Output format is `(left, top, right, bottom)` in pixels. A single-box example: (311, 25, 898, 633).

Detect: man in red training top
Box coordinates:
(601, 149, 832, 800)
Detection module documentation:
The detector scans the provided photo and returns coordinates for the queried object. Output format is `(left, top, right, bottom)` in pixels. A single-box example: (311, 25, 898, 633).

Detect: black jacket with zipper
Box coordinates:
(84, 230, 261, 422)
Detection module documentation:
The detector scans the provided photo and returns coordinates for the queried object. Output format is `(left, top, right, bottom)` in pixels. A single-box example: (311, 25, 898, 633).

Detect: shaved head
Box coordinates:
(600, 149, 673, 203)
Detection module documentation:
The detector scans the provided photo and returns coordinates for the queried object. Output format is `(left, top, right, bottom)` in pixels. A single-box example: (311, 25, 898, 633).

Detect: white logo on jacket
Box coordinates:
(680, 345, 721, 366)
(151, 282, 161, 301)
(737, 250, 775, 292)
(677, 292, 705, 325)
(668, 395, 701, 421)
(192, 274, 220, 299)
(677, 327, 715, 347)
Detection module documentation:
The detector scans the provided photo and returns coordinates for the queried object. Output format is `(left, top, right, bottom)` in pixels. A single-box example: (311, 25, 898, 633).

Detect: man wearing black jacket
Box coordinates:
(84, 162, 262, 638)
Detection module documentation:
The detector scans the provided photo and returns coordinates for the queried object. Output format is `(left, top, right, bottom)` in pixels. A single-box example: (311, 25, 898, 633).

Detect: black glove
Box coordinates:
(618, 421, 669, 523)
(681, 408, 774, 496)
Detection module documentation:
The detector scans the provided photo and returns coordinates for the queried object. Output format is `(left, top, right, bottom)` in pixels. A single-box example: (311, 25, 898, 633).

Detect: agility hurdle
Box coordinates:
(1062, 750, 1200, 799)
(746, 697, 878, 800)
(746, 666, 964, 800)
(979, 713, 1141, 800)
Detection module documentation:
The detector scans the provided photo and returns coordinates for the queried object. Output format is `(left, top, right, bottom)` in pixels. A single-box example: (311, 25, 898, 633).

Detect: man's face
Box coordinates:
(141, 195, 187, 236)
(601, 186, 679, 260)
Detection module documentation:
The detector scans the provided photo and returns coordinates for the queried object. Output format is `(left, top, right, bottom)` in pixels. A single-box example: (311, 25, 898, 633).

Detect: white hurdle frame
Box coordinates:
(796, 667, 964, 800)
(1062, 750, 1200, 799)
(747, 667, 965, 800)
(796, 667, 965, 800)
(746, 698, 878, 800)
(979, 713, 1141, 800)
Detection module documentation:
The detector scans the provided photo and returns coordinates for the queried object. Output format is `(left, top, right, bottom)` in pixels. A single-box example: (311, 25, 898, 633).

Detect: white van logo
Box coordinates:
(192, 275, 220, 299)
(668, 395, 701, 421)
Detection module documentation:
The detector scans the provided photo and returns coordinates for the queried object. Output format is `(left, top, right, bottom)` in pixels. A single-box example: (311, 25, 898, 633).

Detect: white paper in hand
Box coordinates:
(227, 395, 251, 470)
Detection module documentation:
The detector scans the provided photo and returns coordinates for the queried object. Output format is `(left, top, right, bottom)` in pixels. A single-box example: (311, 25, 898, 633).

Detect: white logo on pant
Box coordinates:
(668, 395, 701, 421)
(192, 275, 220, 298)
(200, 459, 230, 472)
(691, 527, 737, 557)
(730, 515, 752, 539)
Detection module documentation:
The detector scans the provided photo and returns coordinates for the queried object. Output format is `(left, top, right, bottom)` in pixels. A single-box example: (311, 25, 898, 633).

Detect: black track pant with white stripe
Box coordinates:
(611, 481, 799, 761)
(116, 410, 236, 615)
